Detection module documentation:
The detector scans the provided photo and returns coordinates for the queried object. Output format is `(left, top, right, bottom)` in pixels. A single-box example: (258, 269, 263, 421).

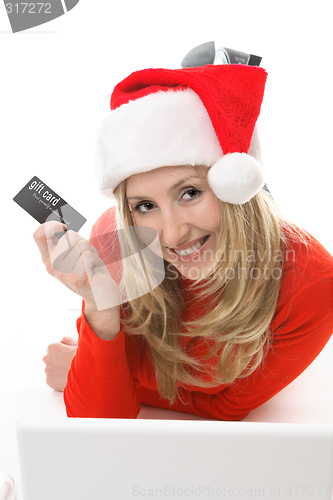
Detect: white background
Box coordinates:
(0, 0, 333, 452)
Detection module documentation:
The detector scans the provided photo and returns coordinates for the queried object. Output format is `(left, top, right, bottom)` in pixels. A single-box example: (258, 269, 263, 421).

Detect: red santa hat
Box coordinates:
(95, 64, 267, 204)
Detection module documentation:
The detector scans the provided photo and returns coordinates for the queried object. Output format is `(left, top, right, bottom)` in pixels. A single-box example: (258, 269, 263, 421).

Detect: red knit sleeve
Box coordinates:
(64, 308, 141, 418)
(63, 206, 141, 418)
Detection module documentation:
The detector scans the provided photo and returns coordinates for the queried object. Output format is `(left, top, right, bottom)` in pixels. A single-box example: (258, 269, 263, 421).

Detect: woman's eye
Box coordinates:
(134, 202, 155, 214)
(182, 188, 202, 200)
(132, 188, 202, 215)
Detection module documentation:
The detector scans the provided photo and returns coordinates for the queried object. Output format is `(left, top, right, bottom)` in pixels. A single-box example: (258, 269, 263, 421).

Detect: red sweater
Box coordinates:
(64, 207, 333, 420)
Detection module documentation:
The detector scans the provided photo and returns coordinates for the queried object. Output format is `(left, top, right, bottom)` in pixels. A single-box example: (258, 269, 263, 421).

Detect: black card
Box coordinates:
(13, 176, 86, 239)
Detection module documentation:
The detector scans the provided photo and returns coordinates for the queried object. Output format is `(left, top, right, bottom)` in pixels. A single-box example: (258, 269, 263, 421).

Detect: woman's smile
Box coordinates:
(169, 235, 210, 257)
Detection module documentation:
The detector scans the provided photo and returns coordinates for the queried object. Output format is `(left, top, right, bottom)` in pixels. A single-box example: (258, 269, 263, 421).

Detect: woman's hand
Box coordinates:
(42, 336, 78, 392)
(33, 221, 120, 312)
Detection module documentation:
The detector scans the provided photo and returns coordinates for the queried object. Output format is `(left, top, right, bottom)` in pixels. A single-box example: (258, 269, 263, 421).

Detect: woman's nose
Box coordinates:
(160, 209, 190, 248)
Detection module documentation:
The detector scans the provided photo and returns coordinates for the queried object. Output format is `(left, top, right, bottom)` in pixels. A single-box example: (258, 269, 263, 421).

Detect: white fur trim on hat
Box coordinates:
(95, 88, 222, 198)
(95, 88, 264, 202)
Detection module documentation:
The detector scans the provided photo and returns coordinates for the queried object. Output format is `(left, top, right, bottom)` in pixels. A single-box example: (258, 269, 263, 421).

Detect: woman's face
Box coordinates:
(126, 165, 222, 280)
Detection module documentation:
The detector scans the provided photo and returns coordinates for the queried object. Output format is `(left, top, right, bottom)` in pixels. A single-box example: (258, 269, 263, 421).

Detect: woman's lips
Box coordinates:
(167, 235, 210, 262)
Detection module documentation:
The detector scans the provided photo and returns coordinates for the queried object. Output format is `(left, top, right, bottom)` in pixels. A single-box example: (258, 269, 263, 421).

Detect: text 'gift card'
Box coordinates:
(13, 176, 86, 238)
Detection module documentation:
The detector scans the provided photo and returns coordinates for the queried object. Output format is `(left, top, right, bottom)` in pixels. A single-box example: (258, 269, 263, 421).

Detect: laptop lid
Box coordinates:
(16, 418, 333, 500)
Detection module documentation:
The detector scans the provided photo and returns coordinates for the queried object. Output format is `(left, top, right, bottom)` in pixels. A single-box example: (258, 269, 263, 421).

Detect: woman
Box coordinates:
(34, 64, 333, 420)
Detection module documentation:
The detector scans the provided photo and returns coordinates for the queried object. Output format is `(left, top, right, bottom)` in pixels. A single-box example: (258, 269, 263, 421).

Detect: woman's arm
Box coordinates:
(84, 306, 121, 341)
(63, 306, 141, 418)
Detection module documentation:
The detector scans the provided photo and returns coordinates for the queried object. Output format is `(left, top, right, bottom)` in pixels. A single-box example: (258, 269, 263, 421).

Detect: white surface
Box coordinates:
(1, 1, 332, 499)
(16, 419, 333, 500)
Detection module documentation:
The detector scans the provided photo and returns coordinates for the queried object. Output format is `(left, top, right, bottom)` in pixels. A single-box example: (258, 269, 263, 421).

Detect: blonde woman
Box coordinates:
(34, 65, 333, 420)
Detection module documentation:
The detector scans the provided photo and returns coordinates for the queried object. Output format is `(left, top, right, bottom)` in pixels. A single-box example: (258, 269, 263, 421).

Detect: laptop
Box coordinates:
(16, 418, 333, 500)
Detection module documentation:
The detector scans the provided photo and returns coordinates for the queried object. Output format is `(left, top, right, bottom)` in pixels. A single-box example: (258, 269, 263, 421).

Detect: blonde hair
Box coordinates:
(114, 168, 300, 404)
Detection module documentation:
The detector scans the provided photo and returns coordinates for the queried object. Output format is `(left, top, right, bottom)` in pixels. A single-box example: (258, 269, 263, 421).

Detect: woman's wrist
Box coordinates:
(84, 304, 121, 341)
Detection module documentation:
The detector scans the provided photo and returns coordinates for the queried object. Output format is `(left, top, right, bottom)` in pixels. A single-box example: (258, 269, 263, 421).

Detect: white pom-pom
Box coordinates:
(207, 153, 265, 204)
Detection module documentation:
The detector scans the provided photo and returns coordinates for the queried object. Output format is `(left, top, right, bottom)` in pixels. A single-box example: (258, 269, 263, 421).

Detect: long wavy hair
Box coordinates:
(113, 166, 303, 403)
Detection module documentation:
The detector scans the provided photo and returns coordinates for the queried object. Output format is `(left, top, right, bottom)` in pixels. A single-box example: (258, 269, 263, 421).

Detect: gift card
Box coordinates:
(13, 175, 86, 239)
